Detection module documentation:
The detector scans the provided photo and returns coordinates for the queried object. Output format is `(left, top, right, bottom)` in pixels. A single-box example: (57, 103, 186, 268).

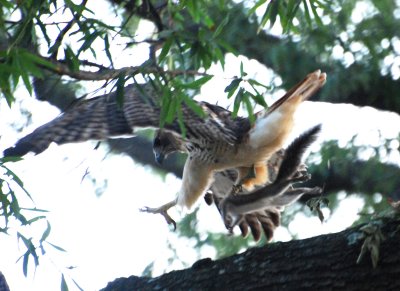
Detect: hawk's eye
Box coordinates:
(153, 136, 161, 147)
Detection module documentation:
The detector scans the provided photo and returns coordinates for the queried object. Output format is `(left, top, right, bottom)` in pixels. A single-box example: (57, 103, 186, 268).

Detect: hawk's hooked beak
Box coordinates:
(155, 152, 165, 164)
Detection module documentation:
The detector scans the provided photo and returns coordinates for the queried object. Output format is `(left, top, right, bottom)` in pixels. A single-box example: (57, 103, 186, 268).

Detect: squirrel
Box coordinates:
(219, 124, 323, 231)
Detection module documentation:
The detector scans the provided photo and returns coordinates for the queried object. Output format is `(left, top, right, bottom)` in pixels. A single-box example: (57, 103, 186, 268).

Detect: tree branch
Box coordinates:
(101, 217, 400, 290)
(42, 57, 212, 81)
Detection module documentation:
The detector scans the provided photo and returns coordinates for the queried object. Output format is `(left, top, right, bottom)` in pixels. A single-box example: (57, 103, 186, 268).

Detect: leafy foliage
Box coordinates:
(0, 158, 77, 289)
(0, 0, 328, 122)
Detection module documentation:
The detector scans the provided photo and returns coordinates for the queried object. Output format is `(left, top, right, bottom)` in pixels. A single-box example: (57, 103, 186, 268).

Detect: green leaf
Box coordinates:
(61, 274, 69, 291)
(203, 15, 215, 29)
(232, 88, 244, 117)
(213, 14, 230, 39)
(159, 89, 172, 128)
(180, 75, 213, 89)
(104, 34, 113, 67)
(240, 61, 245, 77)
(40, 221, 51, 242)
(165, 94, 178, 124)
(65, 0, 89, 14)
(258, 1, 280, 31)
(3, 164, 34, 201)
(78, 31, 99, 55)
(18, 233, 34, 253)
(213, 46, 225, 69)
(182, 93, 206, 118)
(47, 242, 67, 252)
(258, 4, 271, 32)
(21, 58, 44, 79)
(284, 0, 302, 33)
(20, 207, 49, 213)
(243, 92, 255, 123)
(158, 38, 173, 64)
(224, 78, 242, 98)
(64, 46, 80, 72)
(303, 0, 313, 27)
(0, 226, 9, 234)
(21, 51, 56, 70)
(0, 0, 14, 8)
(269, 0, 280, 28)
(249, 91, 267, 108)
(0, 156, 23, 163)
(309, 0, 323, 27)
(22, 252, 29, 277)
(0, 193, 10, 228)
(26, 215, 46, 225)
(248, 0, 268, 16)
(20, 67, 33, 95)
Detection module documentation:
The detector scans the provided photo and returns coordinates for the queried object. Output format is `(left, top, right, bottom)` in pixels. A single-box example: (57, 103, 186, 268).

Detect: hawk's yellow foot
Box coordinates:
(140, 200, 177, 230)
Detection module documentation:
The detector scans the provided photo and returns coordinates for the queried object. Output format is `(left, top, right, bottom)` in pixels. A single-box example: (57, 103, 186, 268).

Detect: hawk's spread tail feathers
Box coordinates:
(263, 70, 327, 116)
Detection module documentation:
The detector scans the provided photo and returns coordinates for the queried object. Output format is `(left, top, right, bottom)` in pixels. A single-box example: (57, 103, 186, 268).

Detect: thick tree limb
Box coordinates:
(101, 217, 400, 290)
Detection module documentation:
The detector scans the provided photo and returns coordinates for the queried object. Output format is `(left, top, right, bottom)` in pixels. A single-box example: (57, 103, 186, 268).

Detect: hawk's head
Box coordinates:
(153, 130, 184, 164)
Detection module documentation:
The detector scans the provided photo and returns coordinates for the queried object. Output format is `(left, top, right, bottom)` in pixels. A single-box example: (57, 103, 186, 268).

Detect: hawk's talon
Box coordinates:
(140, 200, 177, 231)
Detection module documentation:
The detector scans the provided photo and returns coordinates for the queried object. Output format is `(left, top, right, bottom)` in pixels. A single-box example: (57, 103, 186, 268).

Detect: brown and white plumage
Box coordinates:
(154, 70, 326, 209)
(157, 127, 322, 241)
(155, 125, 323, 241)
(219, 125, 323, 233)
(4, 85, 238, 157)
(4, 70, 326, 217)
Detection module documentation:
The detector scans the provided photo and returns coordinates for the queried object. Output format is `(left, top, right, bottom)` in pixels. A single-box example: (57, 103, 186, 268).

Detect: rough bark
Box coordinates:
(101, 217, 400, 291)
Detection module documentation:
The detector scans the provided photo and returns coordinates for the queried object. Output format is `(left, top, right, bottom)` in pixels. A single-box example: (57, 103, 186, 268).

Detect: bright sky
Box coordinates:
(1, 1, 400, 291)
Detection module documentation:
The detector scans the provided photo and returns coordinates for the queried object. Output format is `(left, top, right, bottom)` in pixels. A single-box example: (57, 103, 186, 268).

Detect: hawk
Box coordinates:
(4, 70, 326, 234)
(153, 125, 323, 240)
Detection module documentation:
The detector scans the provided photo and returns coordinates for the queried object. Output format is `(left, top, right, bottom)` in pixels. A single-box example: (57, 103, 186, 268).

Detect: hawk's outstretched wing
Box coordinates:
(3, 84, 242, 157)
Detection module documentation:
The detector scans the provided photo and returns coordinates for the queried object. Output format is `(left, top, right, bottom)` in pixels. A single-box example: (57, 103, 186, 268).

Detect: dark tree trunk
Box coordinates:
(101, 217, 400, 291)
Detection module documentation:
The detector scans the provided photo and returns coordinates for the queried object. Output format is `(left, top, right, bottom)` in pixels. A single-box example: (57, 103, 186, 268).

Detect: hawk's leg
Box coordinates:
(231, 165, 257, 194)
(140, 200, 177, 230)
